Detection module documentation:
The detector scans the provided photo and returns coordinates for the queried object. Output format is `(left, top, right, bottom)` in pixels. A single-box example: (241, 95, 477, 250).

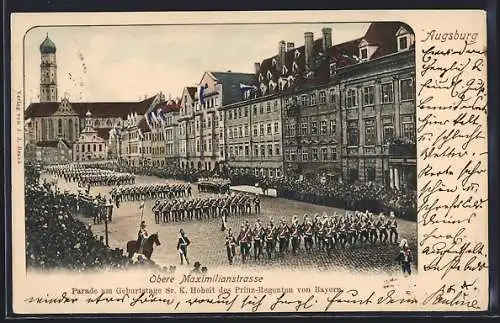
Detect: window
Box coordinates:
(363, 86, 375, 106)
(346, 89, 357, 108)
(208, 139, 212, 152)
(254, 145, 259, 157)
(274, 122, 279, 134)
(237, 108, 241, 119)
(99, 144, 102, 152)
(400, 78, 414, 101)
(331, 147, 337, 160)
(320, 120, 328, 134)
(81, 144, 85, 153)
(302, 150, 309, 161)
(330, 120, 336, 136)
(266, 123, 272, 135)
(319, 91, 326, 104)
(266, 102, 271, 113)
(310, 93, 317, 105)
(383, 124, 394, 143)
(301, 95, 307, 107)
(365, 119, 376, 145)
(229, 146, 234, 157)
(285, 150, 290, 161)
(301, 123, 308, 135)
(312, 148, 319, 160)
(244, 107, 249, 117)
(244, 125, 249, 137)
(402, 120, 416, 141)
(290, 150, 297, 161)
(253, 125, 258, 136)
(381, 83, 394, 103)
(311, 121, 318, 135)
(245, 145, 249, 156)
(261, 145, 266, 157)
(57, 119, 63, 135)
(268, 144, 273, 156)
(259, 104, 264, 114)
(228, 110, 233, 120)
(360, 48, 368, 59)
(253, 106, 257, 115)
(289, 123, 295, 136)
(259, 124, 264, 136)
(398, 36, 409, 51)
(238, 126, 243, 138)
(228, 128, 233, 139)
(347, 121, 359, 146)
(93, 144, 96, 152)
(321, 148, 328, 161)
(366, 162, 376, 182)
(275, 144, 281, 156)
(273, 100, 278, 111)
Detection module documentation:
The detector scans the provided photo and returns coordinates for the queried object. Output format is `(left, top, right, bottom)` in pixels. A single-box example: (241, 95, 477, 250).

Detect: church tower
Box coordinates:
(39, 33, 57, 102)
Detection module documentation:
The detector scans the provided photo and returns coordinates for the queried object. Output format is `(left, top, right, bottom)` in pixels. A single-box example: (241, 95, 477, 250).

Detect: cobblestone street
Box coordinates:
(44, 174, 418, 274)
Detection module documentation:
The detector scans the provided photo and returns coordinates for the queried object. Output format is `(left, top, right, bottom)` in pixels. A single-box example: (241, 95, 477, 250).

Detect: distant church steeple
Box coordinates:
(39, 33, 58, 102)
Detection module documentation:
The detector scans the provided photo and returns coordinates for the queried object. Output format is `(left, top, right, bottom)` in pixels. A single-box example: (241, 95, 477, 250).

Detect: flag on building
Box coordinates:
(239, 83, 258, 92)
(198, 83, 208, 105)
(157, 108, 165, 123)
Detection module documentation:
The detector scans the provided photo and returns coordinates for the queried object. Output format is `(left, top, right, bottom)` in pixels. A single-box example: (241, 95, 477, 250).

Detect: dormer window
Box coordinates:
(282, 65, 288, 75)
(294, 50, 300, 58)
(272, 58, 277, 67)
(259, 73, 264, 82)
(292, 61, 298, 73)
(360, 48, 368, 60)
(398, 35, 409, 51)
(329, 63, 337, 76)
(396, 26, 414, 52)
(267, 70, 273, 79)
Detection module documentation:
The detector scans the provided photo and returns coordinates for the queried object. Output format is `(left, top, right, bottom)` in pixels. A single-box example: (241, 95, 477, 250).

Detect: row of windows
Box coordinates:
(284, 147, 337, 161)
(228, 142, 281, 158)
(346, 118, 415, 146)
(140, 146, 165, 155)
(284, 89, 336, 108)
(345, 78, 414, 108)
(75, 143, 104, 153)
(285, 120, 336, 137)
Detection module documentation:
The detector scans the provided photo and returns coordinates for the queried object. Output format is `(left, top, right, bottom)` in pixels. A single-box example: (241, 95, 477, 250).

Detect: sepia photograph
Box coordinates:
(23, 21, 417, 275)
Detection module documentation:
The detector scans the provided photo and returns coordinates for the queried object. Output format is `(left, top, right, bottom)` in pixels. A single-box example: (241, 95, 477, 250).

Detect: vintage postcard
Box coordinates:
(10, 10, 488, 314)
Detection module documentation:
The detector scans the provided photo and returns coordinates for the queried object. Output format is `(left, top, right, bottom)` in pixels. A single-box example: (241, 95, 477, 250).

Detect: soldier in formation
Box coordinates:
(151, 193, 261, 224)
(110, 183, 191, 203)
(222, 210, 400, 264)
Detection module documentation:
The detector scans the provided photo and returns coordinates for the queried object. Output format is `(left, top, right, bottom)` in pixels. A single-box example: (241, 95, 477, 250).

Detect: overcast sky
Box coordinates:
(24, 23, 369, 104)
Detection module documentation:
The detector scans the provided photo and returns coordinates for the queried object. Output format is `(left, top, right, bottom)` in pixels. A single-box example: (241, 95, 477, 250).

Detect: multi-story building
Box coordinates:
(162, 100, 181, 166)
(119, 113, 148, 167)
(32, 138, 72, 165)
(338, 23, 416, 189)
(178, 71, 254, 172)
(72, 111, 109, 161)
(179, 87, 197, 170)
(280, 22, 416, 187)
(222, 93, 283, 178)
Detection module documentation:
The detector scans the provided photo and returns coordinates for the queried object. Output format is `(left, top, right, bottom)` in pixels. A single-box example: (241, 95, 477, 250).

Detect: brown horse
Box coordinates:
(126, 233, 161, 260)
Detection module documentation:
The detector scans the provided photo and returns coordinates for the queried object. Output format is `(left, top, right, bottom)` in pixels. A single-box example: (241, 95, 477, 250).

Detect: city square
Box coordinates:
(41, 171, 417, 273)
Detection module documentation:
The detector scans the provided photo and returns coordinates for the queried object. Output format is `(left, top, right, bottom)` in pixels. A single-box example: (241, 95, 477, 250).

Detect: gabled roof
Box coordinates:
(137, 117, 151, 133)
(35, 139, 71, 149)
(209, 71, 255, 105)
(158, 100, 181, 113)
(25, 96, 156, 119)
(96, 128, 112, 141)
(361, 22, 407, 59)
(186, 87, 197, 100)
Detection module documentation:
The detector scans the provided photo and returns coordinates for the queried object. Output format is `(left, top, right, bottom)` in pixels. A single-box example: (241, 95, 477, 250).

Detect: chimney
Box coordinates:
(278, 40, 286, 70)
(286, 42, 295, 52)
(322, 27, 332, 52)
(254, 62, 261, 75)
(304, 32, 314, 68)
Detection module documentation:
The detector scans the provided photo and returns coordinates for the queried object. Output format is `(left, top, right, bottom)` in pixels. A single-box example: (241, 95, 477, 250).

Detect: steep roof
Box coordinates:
(35, 139, 71, 148)
(362, 22, 406, 59)
(158, 100, 181, 113)
(137, 117, 151, 133)
(25, 96, 156, 119)
(210, 71, 255, 105)
(186, 87, 197, 100)
(96, 128, 112, 141)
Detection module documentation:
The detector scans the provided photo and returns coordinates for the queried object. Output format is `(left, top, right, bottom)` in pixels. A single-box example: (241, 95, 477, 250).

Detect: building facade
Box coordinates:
(179, 87, 197, 170)
(73, 111, 108, 161)
(222, 94, 283, 178)
(338, 24, 416, 189)
(177, 71, 254, 172)
(33, 138, 72, 165)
